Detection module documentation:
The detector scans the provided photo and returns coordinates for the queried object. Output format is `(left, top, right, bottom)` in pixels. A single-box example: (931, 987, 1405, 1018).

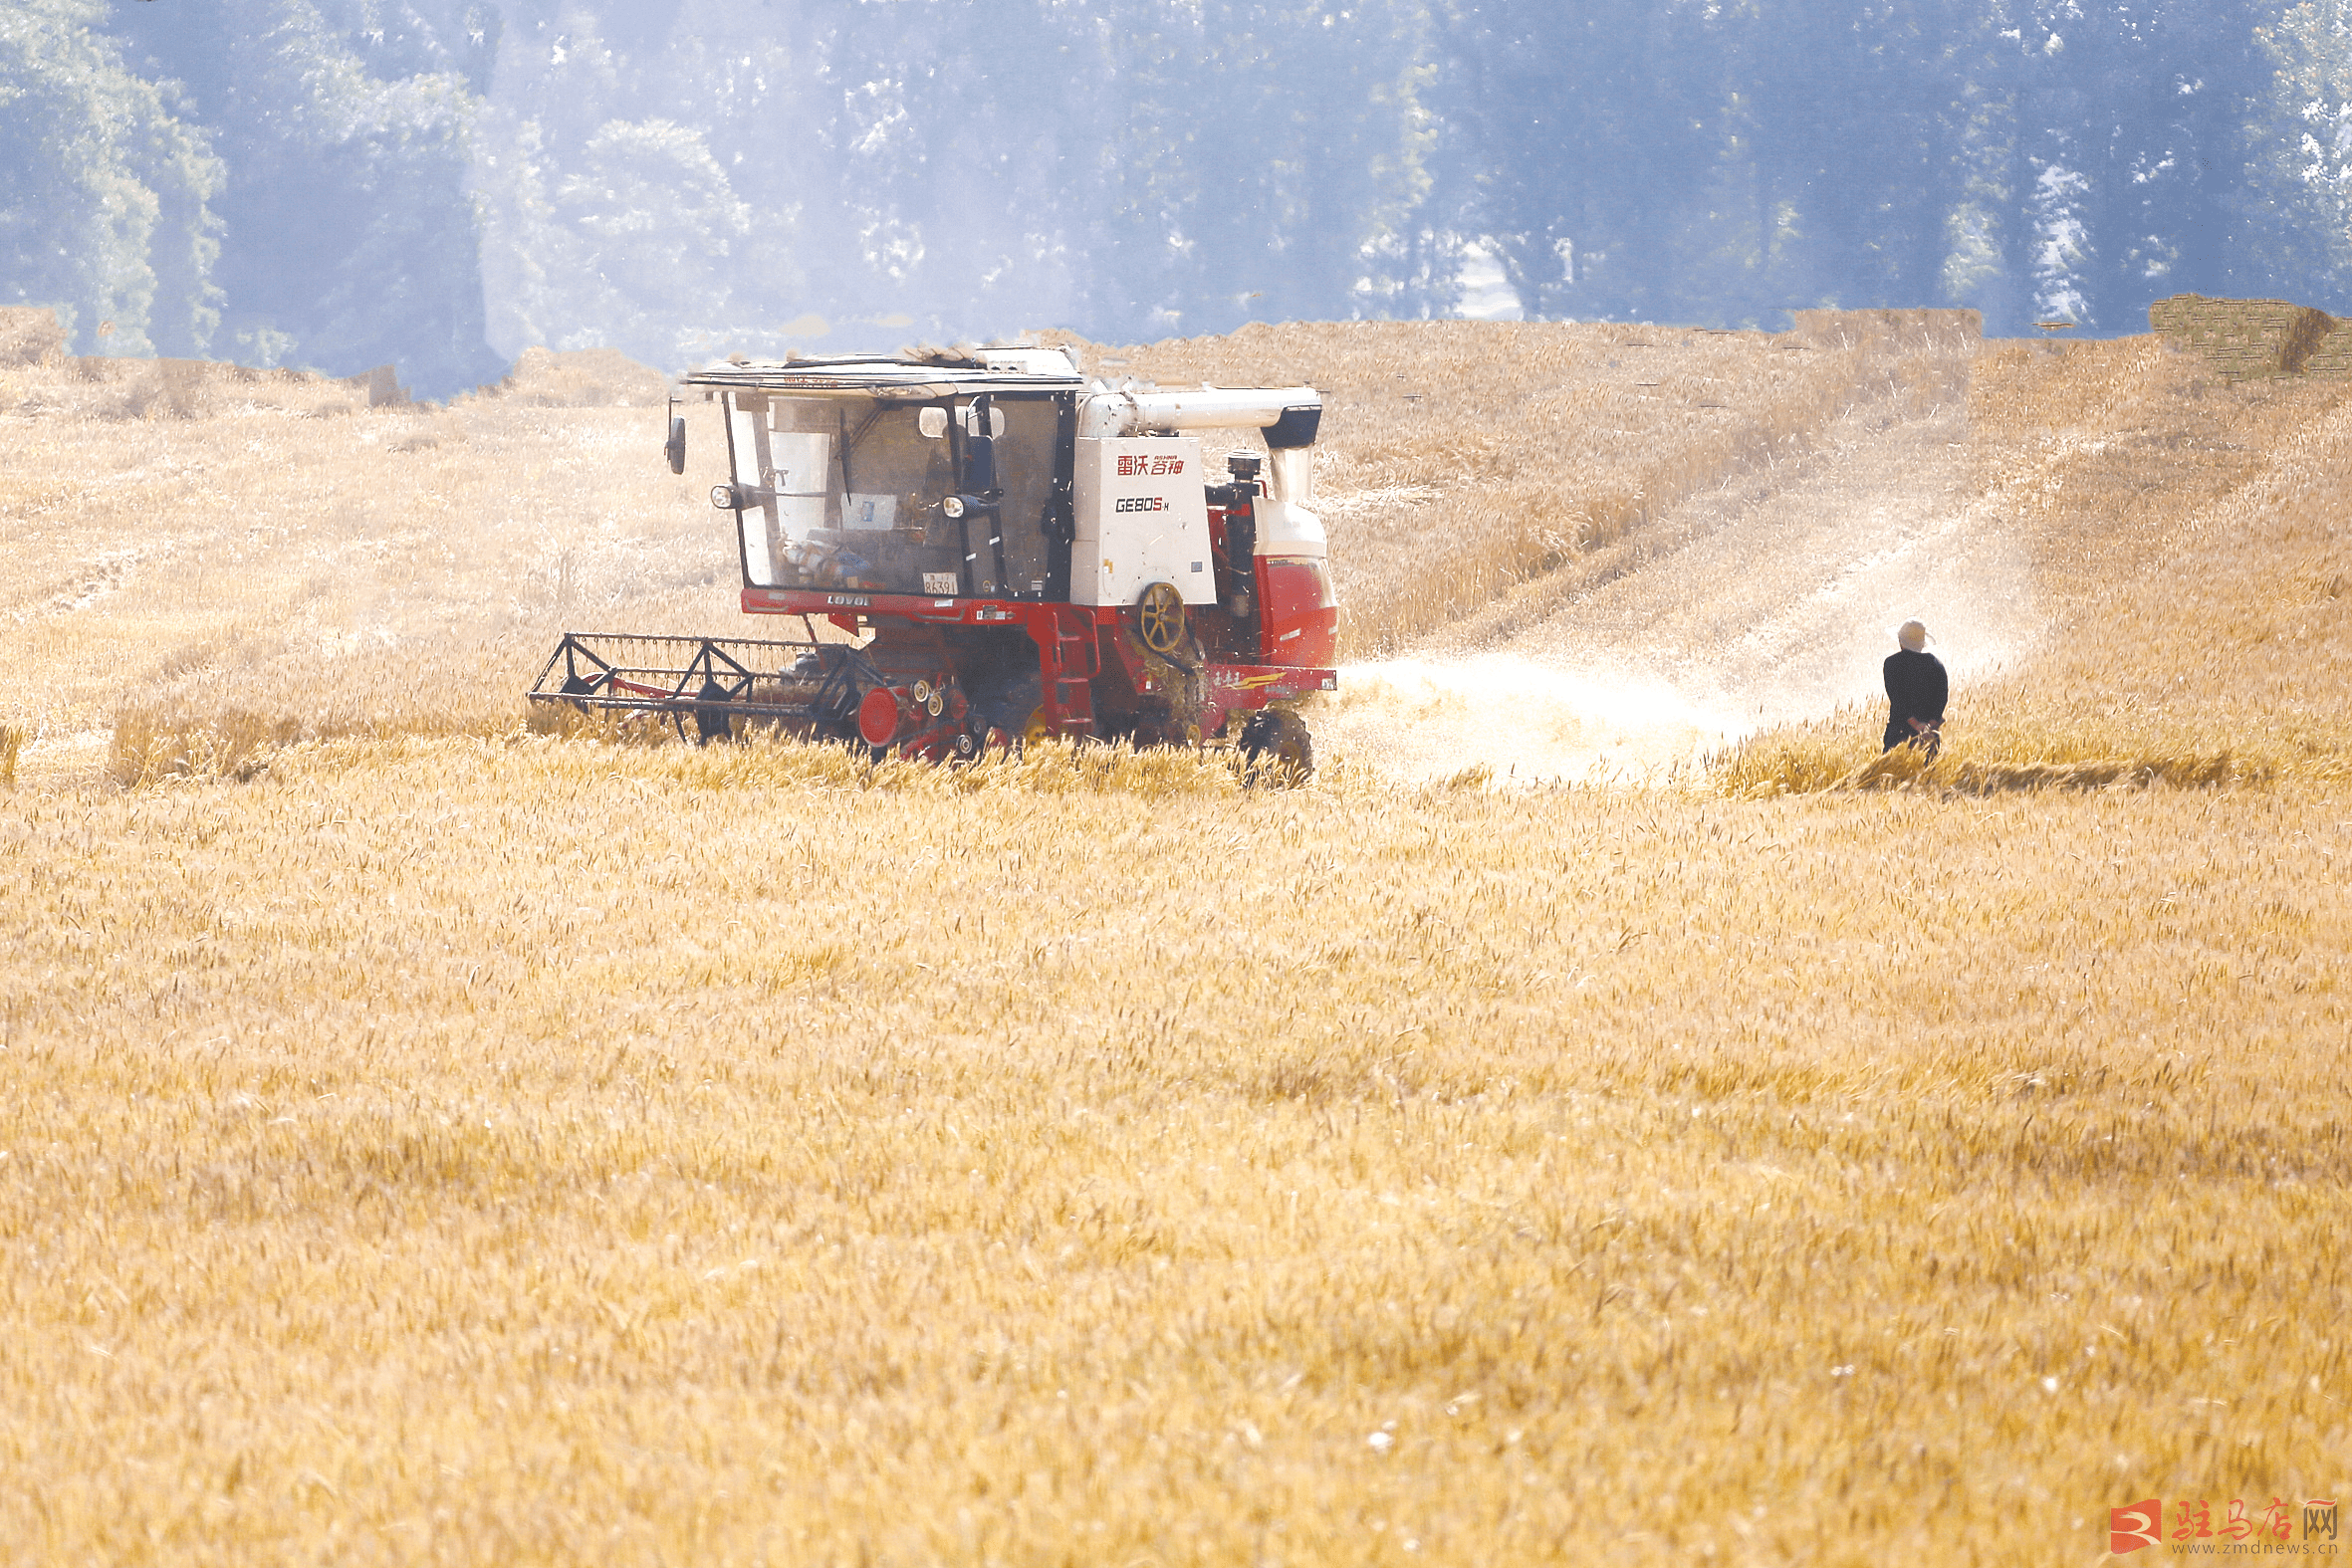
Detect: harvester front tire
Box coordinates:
(1240, 708, 1313, 785)
(1137, 582, 1187, 657)
(692, 680, 736, 746)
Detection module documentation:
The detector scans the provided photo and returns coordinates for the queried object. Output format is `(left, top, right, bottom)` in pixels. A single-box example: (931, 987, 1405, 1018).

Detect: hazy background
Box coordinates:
(9, 0, 2352, 396)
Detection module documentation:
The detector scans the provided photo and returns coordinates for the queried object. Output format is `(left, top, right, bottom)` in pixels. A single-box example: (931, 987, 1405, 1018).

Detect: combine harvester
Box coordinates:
(530, 345, 1334, 773)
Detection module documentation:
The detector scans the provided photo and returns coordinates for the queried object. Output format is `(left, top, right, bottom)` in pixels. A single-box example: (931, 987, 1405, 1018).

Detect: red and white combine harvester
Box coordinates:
(529, 345, 1335, 772)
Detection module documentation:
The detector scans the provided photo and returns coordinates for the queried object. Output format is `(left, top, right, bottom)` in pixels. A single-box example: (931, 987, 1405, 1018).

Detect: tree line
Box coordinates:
(6, 0, 2350, 395)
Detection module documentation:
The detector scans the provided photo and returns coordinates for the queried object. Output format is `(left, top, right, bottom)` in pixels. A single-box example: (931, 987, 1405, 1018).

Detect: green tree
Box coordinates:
(1434, 0, 1721, 323)
(473, 2, 824, 366)
(1088, 0, 1436, 335)
(0, 0, 224, 355)
(2248, 0, 2352, 303)
(109, 0, 505, 393)
(787, 0, 1433, 341)
(1980, 1, 2264, 332)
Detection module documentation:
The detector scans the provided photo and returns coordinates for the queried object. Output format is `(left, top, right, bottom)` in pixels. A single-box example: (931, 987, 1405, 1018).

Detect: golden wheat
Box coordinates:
(2, 317, 2348, 1564)
(0, 346, 735, 775)
(0, 736, 2346, 1564)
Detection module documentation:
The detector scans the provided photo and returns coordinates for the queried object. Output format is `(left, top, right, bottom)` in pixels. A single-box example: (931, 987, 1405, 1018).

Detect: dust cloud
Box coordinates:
(1316, 404, 2042, 784)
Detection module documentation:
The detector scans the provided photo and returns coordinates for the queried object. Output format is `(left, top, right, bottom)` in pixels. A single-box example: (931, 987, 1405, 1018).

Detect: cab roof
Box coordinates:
(682, 347, 1084, 398)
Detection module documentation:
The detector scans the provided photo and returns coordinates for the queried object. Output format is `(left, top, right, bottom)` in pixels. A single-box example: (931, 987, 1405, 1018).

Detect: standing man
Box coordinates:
(1883, 618, 1947, 759)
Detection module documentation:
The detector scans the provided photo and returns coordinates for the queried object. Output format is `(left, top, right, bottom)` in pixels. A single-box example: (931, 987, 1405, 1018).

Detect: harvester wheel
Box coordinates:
(530, 672, 600, 735)
(1137, 581, 1187, 656)
(1239, 707, 1313, 784)
(692, 680, 736, 745)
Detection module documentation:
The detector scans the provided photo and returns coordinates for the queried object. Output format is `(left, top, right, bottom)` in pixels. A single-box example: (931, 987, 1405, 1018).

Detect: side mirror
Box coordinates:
(664, 396, 686, 474)
(917, 406, 948, 439)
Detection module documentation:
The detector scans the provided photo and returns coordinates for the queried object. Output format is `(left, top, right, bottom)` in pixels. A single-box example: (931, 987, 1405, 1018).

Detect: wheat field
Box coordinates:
(2, 309, 2348, 1565)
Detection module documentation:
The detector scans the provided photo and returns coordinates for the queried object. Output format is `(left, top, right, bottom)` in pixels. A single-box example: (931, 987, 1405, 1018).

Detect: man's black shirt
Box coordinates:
(1883, 648, 1948, 725)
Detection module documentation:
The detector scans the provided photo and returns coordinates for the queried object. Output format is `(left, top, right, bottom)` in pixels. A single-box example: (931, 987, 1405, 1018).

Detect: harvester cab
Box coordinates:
(531, 344, 1334, 772)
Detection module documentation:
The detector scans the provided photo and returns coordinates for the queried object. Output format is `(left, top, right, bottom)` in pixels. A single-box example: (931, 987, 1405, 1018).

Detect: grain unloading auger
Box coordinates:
(529, 345, 1335, 771)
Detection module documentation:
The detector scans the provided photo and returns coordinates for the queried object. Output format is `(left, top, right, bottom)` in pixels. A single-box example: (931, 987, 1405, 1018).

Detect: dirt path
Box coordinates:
(1317, 402, 2041, 782)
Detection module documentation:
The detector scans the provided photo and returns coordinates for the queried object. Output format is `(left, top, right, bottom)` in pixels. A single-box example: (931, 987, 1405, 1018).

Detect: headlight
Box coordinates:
(710, 483, 737, 510)
(942, 494, 967, 520)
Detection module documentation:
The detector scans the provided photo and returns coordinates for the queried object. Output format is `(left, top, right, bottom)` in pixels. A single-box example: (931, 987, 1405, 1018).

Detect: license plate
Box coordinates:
(922, 571, 959, 595)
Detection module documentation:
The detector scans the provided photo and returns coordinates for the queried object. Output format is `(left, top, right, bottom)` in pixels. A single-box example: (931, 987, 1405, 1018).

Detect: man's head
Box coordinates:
(1897, 619, 1928, 652)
